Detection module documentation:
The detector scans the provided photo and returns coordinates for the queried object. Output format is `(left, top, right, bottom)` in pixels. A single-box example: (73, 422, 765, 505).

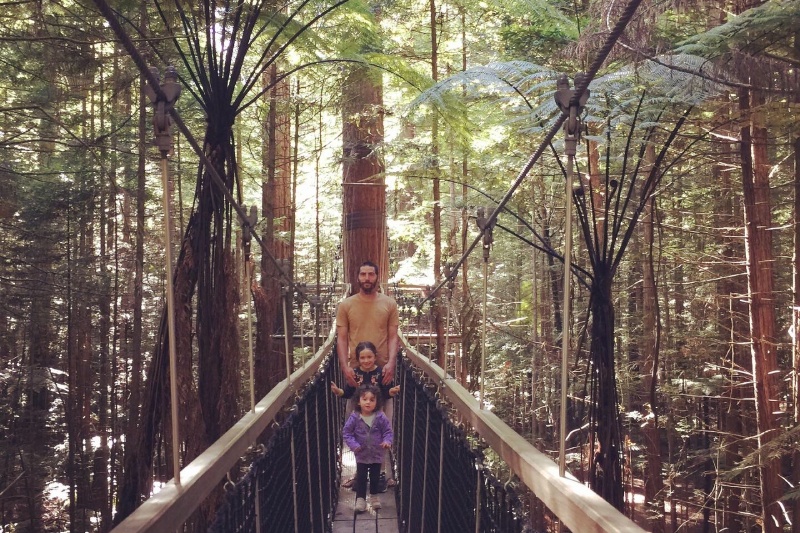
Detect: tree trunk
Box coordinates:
(641, 188, 664, 533)
(588, 268, 624, 511)
(254, 66, 293, 396)
(738, 87, 782, 533)
(342, 64, 387, 286)
(23, 235, 57, 533)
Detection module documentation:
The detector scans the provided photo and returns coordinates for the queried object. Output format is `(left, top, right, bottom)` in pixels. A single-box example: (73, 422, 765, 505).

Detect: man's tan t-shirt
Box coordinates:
(336, 292, 399, 367)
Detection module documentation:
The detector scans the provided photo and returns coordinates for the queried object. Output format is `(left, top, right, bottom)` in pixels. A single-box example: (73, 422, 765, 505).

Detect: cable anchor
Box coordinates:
(554, 72, 589, 157)
(475, 207, 495, 262)
(144, 65, 182, 156)
(242, 205, 258, 263)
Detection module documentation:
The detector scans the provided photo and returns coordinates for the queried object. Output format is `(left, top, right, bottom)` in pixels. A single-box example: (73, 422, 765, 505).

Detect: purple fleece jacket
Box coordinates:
(342, 411, 393, 464)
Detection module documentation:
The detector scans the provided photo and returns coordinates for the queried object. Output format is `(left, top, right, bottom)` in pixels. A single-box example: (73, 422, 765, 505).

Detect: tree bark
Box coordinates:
(641, 184, 664, 533)
(255, 65, 293, 396)
(588, 269, 624, 511)
(342, 64, 387, 287)
(738, 87, 782, 533)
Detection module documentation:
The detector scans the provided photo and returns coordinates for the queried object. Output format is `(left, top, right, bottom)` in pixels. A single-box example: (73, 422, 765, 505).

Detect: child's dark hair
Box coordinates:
(353, 384, 382, 412)
(355, 341, 378, 359)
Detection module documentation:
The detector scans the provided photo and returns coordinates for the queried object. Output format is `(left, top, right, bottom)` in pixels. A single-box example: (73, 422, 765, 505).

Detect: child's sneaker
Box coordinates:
(370, 495, 381, 510)
(354, 497, 367, 513)
(377, 472, 387, 493)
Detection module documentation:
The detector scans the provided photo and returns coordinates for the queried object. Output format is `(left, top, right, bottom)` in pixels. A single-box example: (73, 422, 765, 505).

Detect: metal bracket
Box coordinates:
(144, 66, 182, 156)
(553, 73, 589, 157)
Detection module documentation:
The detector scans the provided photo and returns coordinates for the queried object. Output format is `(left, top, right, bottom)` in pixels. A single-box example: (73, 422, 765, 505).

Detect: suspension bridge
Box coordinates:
(107, 290, 646, 533)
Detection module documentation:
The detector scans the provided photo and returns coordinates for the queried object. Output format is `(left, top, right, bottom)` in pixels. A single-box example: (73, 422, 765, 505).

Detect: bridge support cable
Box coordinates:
(443, 262, 456, 378)
(242, 206, 261, 532)
(279, 259, 294, 384)
(143, 66, 185, 488)
(399, 334, 647, 533)
(476, 208, 495, 410)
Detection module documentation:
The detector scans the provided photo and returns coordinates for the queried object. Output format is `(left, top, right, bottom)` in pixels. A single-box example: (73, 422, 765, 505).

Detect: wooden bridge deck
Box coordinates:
(332, 448, 400, 533)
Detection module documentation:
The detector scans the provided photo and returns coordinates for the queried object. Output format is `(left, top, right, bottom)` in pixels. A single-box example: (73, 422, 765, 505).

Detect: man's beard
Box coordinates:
(359, 281, 376, 293)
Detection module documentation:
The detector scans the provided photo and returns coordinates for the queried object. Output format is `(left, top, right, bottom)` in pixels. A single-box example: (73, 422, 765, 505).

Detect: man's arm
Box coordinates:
(337, 326, 357, 387)
(381, 324, 399, 385)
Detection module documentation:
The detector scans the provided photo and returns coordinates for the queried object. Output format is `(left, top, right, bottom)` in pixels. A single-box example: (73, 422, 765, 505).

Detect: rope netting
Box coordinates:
(395, 355, 525, 533)
(208, 353, 344, 533)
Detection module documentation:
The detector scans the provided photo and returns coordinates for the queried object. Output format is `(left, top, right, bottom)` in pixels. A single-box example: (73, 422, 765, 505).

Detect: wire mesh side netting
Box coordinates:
(208, 354, 343, 533)
(394, 355, 525, 533)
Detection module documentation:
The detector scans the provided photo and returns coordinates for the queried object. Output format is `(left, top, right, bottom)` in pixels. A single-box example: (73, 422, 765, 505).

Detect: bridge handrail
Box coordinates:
(399, 332, 648, 533)
(111, 327, 338, 533)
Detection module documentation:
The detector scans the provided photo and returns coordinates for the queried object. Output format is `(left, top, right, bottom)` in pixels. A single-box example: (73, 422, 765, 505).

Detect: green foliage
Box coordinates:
(723, 423, 800, 482)
(676, 0, 800, 59)
(497, 0, 579, 64)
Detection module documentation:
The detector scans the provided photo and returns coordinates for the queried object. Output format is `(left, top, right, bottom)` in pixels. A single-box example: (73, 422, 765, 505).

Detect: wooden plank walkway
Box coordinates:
(331, 448, 399, 533)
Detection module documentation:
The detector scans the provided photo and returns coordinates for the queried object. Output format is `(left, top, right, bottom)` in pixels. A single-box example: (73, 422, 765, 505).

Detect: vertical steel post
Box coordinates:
(480, 258, 488, 409)
(476, 208, 493, 409)
(159, 155, 181, 487)
(553, 72, 589, 479)
(241, 205, 260, 533)
(559, 153, 573, 478)
(147, 66, 182, 488)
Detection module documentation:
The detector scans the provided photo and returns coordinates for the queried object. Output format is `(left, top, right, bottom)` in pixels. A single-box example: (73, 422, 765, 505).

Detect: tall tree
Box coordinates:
(738, 85, 782, 533)
(342, 60, 388, 285)
(254, 65, 294, 394)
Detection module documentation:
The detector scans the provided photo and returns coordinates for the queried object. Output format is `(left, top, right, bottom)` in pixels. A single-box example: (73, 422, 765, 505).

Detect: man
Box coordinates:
(336, 260, 399, 489)
(337, 261, 399, 388)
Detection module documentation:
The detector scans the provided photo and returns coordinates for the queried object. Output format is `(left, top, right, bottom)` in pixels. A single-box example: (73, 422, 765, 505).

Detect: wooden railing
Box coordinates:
(110, 329, 337, 533)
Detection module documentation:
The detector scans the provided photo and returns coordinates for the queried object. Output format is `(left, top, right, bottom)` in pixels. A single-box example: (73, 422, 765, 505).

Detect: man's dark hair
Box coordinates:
(359, 260, 379, 276)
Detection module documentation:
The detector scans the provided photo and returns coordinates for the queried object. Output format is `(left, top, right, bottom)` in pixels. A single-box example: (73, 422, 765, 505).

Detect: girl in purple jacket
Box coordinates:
(342, 384, 393, 512)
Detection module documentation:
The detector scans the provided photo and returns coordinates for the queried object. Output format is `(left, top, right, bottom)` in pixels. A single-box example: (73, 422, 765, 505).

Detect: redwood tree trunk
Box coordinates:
(342, 65, 387, 287)
(738, 87, 782, 533)
(255, 66, 293, 395)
